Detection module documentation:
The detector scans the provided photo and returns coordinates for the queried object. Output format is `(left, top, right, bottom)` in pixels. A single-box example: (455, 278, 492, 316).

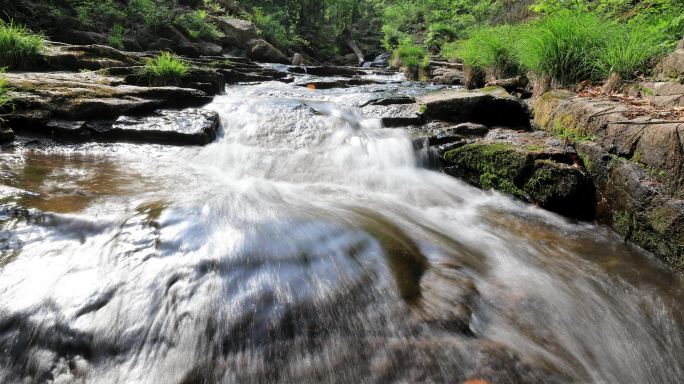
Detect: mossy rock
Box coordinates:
(444, 142, 595, 220)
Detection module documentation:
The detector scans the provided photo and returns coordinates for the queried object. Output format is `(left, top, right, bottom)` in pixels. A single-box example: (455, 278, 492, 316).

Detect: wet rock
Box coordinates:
(447, 122, 489, 137)
(362, 103, 423, 127)
(418, 86, 530, 128)
(443, 129, 596, 220)
(18, 109, 219, 145)
(359, 95, 416, 107)
(430, 66, 464, 85)
(91, 109, 220, 145)
(287, 66, 366, 77)
(533, 90, 684, 265)
(0, 124, 14, 144)
(122, 66, 226, 95)
(246, 39, 289, 64)
(213, 17, 258, 48)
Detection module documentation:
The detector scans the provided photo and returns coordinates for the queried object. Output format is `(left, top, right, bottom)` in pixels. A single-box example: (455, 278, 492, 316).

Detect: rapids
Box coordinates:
(1, 71, 683, 383)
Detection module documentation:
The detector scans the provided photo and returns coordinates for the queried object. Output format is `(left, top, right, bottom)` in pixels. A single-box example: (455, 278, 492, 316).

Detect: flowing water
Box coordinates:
(1, 72, 683, 384)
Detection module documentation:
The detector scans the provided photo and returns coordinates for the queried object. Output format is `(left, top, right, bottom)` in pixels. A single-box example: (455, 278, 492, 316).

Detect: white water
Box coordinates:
(1, 77, 683, 383)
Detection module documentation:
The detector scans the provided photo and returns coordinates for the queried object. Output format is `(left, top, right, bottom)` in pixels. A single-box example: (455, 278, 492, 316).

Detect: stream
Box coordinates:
(1, 70, 683, 383)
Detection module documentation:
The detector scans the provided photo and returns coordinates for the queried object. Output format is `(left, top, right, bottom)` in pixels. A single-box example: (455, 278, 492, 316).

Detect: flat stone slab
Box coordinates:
(19, 109, 219, 146)
(417, 86, 530, 128)
(362, 103, 423, 127)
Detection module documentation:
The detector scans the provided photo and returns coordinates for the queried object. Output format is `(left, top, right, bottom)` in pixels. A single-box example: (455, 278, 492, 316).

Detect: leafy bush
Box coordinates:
(450, 25, 521, 79)
(0, 20, 45, 69)
(108, 25, 126, 50)
(175, 9, 222, 41)
(514, 11, 606, 85)
(0, 68, 11, 111)
(127, 0, 171, 27)
(140, 52, 190, 83)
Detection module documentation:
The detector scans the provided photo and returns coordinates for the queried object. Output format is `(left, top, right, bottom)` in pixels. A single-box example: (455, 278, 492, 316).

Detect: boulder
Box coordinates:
(627, 81, 684, 107)
(246, 39, 289, 64)
(292, 53, 303, 66)
(430, 66, 464, 85)
(417, 86, 531, 128)
(657, 38, 684, 80)
(442, 128, 595, 220)
(213, 17, 258, 48)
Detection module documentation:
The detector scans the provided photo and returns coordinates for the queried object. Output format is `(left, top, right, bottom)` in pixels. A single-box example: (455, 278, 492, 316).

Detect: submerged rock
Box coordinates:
(418, 86, 530, 128)
(443, 128, 595, 220)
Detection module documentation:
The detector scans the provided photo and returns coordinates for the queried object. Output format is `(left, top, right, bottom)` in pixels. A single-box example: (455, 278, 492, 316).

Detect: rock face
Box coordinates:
(214, 17, 258, 48)
(533, 90, 684, 267)
(442, 129, 596, 220)
(418, 86, 531, 128)
(246, 39, 289, 64)
(627, 81, 684, 107)
(430, 66, 464, 85)
(657, 38, 684, 80)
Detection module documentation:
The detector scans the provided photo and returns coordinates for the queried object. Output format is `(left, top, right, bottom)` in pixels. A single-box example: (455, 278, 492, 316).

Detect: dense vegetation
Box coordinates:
(442, 0, 683, 90)
(0, 19, 44, 69)
(0, 68, 10, 111)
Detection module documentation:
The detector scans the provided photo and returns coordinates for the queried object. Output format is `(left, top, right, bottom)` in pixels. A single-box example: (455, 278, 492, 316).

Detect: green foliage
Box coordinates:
(175, 9, 221, 41)
(393, 38, 429, 70)
(126, 0, 171, 27)
(451, 24, 521, 78)
(108, 25, 126, 50)
(595, 22, 669, 79)
(73, 0, 124, 29)
(424, 22, 458, 53)
(514, 11, 606, 85)
(0, 20, 45, 69)
(140, 52, 190, 82)
(0, 68, 12, 111)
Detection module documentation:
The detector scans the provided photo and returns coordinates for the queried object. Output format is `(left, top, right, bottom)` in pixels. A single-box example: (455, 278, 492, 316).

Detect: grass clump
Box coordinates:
(0, 68, 12, 111)
(175, 9, 222, 41)
(393, 38, 429, 70)
(449, 25, 521, 79)
(514, 11, 605, 86)
(0, 20, 45, 69)
(140, 52, 190, 84)
(595, 22, 669, 82)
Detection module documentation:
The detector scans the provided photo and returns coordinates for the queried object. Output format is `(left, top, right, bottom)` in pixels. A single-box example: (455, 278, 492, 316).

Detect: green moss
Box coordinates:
(444, 142, 530, 198)
(524, 166, 556, 203)
(418, 104, 427, 114)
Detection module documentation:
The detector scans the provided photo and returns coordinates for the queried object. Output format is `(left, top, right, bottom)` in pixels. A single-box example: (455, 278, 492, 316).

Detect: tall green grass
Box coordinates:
(0, 68, 12, 111)
(514, 11, 606, 86)
(0, 20, 45, 69)
(448, 25, 521, 79)
(140, 52, 190, 83)
(393, 38, 429, 70)
(595, 23, 669, 80)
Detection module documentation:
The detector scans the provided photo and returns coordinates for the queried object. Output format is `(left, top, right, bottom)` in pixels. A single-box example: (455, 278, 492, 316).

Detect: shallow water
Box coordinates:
(1, 73, 683, 383)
